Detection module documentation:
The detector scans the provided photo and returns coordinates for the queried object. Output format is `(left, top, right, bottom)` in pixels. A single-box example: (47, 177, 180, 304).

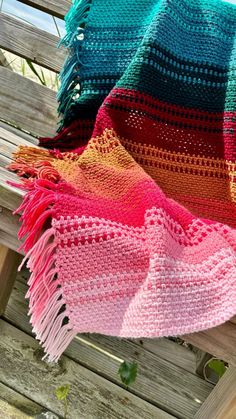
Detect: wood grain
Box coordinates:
(0, 67, 57, 137)
(0, 382, 47, 417)
(229, 316, 236, 326)
(0, 121, 39, 144)
(4, 276, 213, 419)
(18, 0, 71, 19)
(0, 231, 23, 255)
(135, 337, 197, 374)
(0, 244, 21, 315)
(194, 367, 236, 419)
(0, 13, 66, 72)
(185, 323, 236, 367)
(0, 319, 174, 419)
(0, 207, 20, 238)
(0, 171, 23, 211)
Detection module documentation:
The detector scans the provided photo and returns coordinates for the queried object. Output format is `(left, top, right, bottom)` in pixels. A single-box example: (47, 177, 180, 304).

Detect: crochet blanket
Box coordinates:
(9, 0, 236, 362)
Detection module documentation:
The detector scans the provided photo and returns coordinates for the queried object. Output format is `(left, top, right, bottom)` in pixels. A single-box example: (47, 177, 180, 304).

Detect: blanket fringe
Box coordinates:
(39, 0, 93, 149)
(9, 150, 77, 362)
(56, 0, 92, 129)
(8, 146, 61, 182)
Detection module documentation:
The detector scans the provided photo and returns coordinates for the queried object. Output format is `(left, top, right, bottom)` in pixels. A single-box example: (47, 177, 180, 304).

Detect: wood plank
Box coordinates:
(0, 206, 20, 238)
(230, 316, 236, 325)
(0, 67, 57, 137)
(194, 367, 236, 419)
(0, 231, 23, 254)
(0, 121, 39, 144)
(0, 153, 11, 168)
(0, 244, 21, 315)
(0, 130, 38, 167)
(185, 324, 236, 367)
(0, 138, 22, 160)
(18, 0, 71, 19)
(0, 125, 38, 214)
(0, 382, 48, 417)
(0, 13, 66, 72)
(4, 276, 213, 419)
(0, 319, 174, 419)
(0, 167, 23, 210)
(0, 124, 38, 146)
(135, 338, 197, 375)
(0, 398, 32, 418)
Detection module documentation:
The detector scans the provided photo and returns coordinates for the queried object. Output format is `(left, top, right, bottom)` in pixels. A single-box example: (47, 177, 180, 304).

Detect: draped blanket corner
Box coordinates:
(8, 0, 236, 362)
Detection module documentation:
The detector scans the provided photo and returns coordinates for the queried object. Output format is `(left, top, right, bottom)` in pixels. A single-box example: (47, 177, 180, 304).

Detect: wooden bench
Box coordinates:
(0, 2, 236, 418)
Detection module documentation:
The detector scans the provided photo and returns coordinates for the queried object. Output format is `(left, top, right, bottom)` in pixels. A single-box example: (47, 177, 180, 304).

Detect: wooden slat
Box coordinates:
(0, 121, 39, 144)
(1, 138, 22, 161)
(4, 276, 213, 419)
(0, 245, 21, 315)
(194, 367, 236, 419)
(0, 13, 66, 72)
(0, 67, 57, 137)
(18, 0, 71, 19)
(0, 319, 174, 419)
(136, 338, 197, 375)
(0, 167, 23, 210)
(0, 231, 23, 255)
(0, 382, 47, 418)
(230, 316, 236, 325)
(185, 323, 236, 367)
(0, 124, 38, 146)
(0, 207, 20, 238)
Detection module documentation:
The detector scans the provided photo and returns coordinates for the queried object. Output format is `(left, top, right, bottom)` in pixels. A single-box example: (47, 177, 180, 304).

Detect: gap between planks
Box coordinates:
(18, 0, 71, 19)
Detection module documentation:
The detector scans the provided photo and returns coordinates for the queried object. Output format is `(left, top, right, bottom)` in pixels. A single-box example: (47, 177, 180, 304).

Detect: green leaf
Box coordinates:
(55, 384, 70, 401)
(208, 359, 226, 378)
(118, 361, 138, 388)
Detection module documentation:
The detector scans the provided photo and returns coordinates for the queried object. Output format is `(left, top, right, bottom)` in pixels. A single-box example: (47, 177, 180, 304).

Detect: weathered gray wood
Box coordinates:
(0, 13, 66, 72)
(4, 276, 213, 419)
(0, 153, 11, 168)
(0, 230, 23, 254)
(0, 124, 38, 146)
(1, 138, 22, 161)
(0, 319, 174, 419)
(0, 67, 57, 137)
(0, 398, 32, 418)
(0, 382, 47, 417)
(0, 206, 20, 238)
(0, 244, 21, 315)
(0, 170, 23, 211)
(185, 324, 236, 367)
(18, 0, 71, 19)
(135, 338, 197, 375)
(0, 127, 37, 215)
(0, 121, 39, 144)
(194, 367, 236, 419)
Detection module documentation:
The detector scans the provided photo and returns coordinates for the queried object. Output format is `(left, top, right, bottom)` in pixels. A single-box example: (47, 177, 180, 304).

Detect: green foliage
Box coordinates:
(208, 359, 227, 378)
(55, 384, 70, 401)
(26, 59, 47, 86)
(55, 384, 70, 419)
(118, 361, 138, 388)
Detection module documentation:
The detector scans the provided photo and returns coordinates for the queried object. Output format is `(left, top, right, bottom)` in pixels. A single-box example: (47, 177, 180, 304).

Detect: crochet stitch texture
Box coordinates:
(9, 0, 236, 361)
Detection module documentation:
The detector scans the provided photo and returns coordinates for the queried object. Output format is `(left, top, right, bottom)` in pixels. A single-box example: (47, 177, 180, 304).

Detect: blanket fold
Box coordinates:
(8, 0, 236, 361)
